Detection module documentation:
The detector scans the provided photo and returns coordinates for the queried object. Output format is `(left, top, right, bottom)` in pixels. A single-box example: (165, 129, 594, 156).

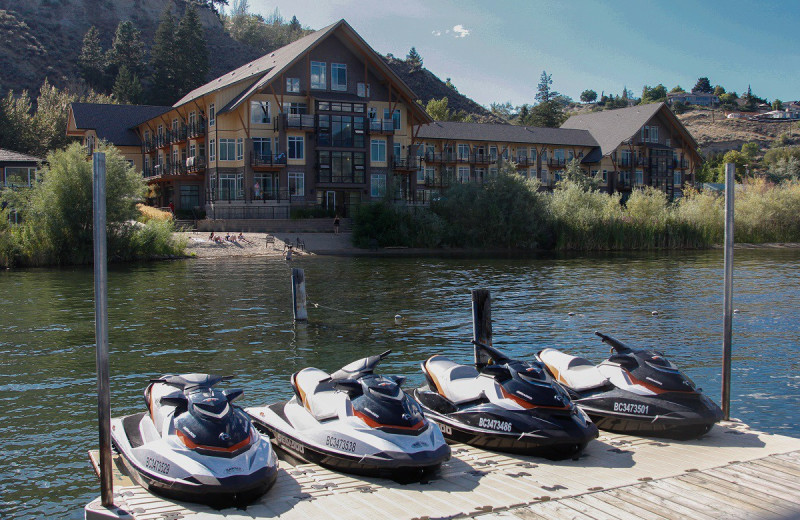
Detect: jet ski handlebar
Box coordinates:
(329, 350, 393, 381)
(594, 331, 632, 354)
(472, 340, 512, 365)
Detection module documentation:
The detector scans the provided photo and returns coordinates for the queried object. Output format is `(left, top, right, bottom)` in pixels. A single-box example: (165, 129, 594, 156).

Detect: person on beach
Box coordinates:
(209, 232, 215, 242)
(238, 232, 251, 244)
(333, 215, 340, 234)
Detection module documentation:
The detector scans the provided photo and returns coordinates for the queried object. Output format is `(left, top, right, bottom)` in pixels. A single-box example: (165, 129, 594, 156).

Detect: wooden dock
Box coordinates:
(85, 420, 800, 520)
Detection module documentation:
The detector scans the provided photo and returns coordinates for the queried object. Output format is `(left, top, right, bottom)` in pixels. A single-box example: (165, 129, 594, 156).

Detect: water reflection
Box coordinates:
(0, 249, 798, 518)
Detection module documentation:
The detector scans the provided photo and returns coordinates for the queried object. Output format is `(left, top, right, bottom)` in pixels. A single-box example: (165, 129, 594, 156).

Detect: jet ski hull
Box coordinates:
(111, 413, 278, 505)
(413, 389, 598, 460)
(573, 390, 723, 440)
(247, 402, 450, 479)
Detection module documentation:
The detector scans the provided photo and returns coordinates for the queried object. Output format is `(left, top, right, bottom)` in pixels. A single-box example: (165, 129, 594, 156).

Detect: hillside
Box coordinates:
(677, 110, 799, 153)
(0, 0, 262, 97)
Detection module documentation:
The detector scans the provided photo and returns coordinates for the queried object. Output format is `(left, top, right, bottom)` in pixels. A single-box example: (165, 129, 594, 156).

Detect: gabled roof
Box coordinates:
(175, 19, 431, 124)
(417, 121, 598, 147)
(0, 148, 42, 163)
(561, 103, 664, 156)
(70, 103, 172, 146)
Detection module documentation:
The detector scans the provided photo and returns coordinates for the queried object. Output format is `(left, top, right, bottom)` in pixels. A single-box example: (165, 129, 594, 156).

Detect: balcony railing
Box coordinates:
(188, 118, 206, 139)
(169, 125, 188, 144)
(186, 155, 206, 173)
(284, 113, 316, 130)
(392, 157, 421, 170)
(419, 175, 453, 188)
(423, 152, 458, 164)
(368, 119, 395, 133)
(316, 168, 366, 184)
(548, 158, 567, 167)
(251, 152, 287, 168)
(156, 133, 170, 149)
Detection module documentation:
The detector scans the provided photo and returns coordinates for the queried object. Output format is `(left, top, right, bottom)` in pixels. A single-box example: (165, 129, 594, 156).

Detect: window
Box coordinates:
(357, 82, 370, 97)
(665, 138, 671, 147)
(180, 185, 200, 209)
(289, 172, 304, 196)
(188, 112, 196, 129)
(189, 143, 196, 158)
(236, 138, 243, 160)
(489, 146, 497, 160)
(331, 63, 347, 91)
(288, 136, 304, 159)
(219, 173, 243, 200)
(642, 125, 659, 143)
(253, 137, 271, 159)
(384, 108, 401, 130)
(209, 104, 215, 126)
(489, 167, 498, 178)
(368, 107, 377, 119)
(457, 144, 470, 160)
(209, 139, 216, 161)
(250, 101, 270, 124)
(530, 148, 537, 162)
(4, 167, 36, 187)
(674, 170, 682, 186)
(371, 139, 386, 162)
(311, 61, 326, 89)
(219, 139, 236, 161)
(541, 149, 548, 161)
(172, 118, 179, 133)
(517, 147, 527, 161)
(620, 150, 632, 167)
(554, 149, 565, 164)
(541, 169, 549, 183)
(635, 170, 644, 185)
(602, 170, 608, 182)
(393, 142, 401, 161)
(417, 169, 426, 183)
(286, 77, 300, 93)
(284, 102, 308, 115)
(458, 166, 470, 183)
(371, 173, 386, 197)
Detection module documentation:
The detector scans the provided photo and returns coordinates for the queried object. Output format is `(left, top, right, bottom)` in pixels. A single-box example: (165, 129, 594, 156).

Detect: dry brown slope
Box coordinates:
(677, 110, 799, 154)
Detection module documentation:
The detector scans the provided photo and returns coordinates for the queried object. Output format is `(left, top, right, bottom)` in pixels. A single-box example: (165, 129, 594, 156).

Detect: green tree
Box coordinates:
(713, 85, 726, 96)
(670, 85, 685, 93)
(288, 15, 301, 32)
(406, 46, 423, 72)
(424, 97, 472, 122)
(0, 90, 37, 153)
(719, 150, 748, 181)
(521, 71, 565, 128)
(641, 84, 667, 104)
(445, 77, 459, 93)
(580, 89, 597, 103)
(112, 65, 144, 104)
(692, 77, 712, 93)
(107, 21, 146, 80)
(490, 101, 514, 120)
(175, 3, 209, 94)
(535, 70, 559, 103)
(741, 142, 760, 161)
(772, 99, 783, 111)
(557, 158, 599, 191)
(78, 26, 107, 90)
(149, 7, 180, 105)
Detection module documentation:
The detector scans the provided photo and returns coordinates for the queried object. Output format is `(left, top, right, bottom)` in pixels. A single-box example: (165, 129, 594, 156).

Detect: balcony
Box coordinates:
(392, 156, 421, 171)
(251, 152, 287, 170)
(169, 125, 188, 144)
(548, 158, 567, 168)
(188, 118, 206, 139)
(186, 155, 206, 174)
(156, 133, 170, 149)
(368, 119, 395, 134)
(424, 152, 458, 164)
(420, 175, 453, 188)
(512, 156, 530, 167)
(284, 113, 316, 130)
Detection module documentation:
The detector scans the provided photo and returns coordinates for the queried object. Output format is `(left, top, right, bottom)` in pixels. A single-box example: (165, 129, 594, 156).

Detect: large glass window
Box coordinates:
(311, 61, 326, 89)
(332, 152, 353, 182)
(357, 82, 370, 97)
(179, 185, 200, 209)
(219, 173, 242, 200)
(236, 138, 243, 160)
(289, 172, 304, 196)
(674, 170, 681, 186)
(284, 102, 308, 115)
(371, 139, 386, 162)
(288, 136, 304, 159)
(250, 101, 270, 124)
(4, 167, 36, 187)
(209, 104, 215, 126)
(554, 149, 565, 164)
(219, 138, 236, 161)
(393, 142, 401, 162)
(209, 139, 216, 161)
(331, 63, 347, 91)
(458, 166, 470, 183)
(253, 137, 272, 160)
(383, 108, 401, 130)
(457, 144, 470, 160)
(371, 173, 386, 197)
(286, 77, 300, 93)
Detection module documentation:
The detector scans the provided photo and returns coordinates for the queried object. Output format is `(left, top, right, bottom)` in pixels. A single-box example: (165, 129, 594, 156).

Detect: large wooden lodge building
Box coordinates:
(67, 20, 701, 218)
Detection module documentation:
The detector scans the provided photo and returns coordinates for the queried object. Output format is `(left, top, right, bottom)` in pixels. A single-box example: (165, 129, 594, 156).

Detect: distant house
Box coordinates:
(0, 148, 41, 188)
(666, 92, 720, 107)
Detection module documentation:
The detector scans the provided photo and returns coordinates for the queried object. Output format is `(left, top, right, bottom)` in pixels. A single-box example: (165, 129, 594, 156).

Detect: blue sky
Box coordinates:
(245, 0, 800, 107)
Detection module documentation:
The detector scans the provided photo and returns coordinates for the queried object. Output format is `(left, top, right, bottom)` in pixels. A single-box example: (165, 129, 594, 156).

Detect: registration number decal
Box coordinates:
(613, 402, 649, 415)
(479, 418, 512, 432)
(145, 457, 170, 475)
(276, 433, 305, 455)
(326, 436, 357, 453)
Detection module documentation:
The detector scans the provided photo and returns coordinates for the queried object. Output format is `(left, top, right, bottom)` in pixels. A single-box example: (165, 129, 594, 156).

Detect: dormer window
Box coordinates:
(311, 61, 326, 89)
(331, 63, 347, 91)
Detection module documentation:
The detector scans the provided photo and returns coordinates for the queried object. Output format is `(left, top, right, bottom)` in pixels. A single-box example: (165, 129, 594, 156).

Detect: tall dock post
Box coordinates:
(722, 163, 735, 420)
(471, 289, 492, 366)
(93, 152, 113, 507)
(291, 268, 308, 322)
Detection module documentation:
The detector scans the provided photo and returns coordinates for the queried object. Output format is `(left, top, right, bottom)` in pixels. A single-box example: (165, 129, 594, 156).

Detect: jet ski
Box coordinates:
(413, 341, 598, 460)
(537, 332, 723, 440)
(246, 350, 450, 479)
(110, 374, 278, 505)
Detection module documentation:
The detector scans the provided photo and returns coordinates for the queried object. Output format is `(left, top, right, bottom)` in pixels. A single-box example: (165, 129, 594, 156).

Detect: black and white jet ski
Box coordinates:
(413, 341, 598, 460)
(246, 350, 450, 478)
(537, 332, 723, 440)
(110, 374, 278, 505)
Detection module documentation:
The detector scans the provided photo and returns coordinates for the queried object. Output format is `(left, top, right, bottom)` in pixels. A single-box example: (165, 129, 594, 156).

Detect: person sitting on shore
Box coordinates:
(238, 232, 252, 244)
(225, 233, 232, 242)
(209, 232, 215, 242)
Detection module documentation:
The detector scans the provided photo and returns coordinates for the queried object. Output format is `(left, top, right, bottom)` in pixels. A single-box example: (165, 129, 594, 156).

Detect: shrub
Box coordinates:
(137, 203, 173, 222)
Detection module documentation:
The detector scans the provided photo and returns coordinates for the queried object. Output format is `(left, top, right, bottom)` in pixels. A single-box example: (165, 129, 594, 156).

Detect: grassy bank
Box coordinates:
(354, 173, 800, 251)
(0, 143, 186, 267)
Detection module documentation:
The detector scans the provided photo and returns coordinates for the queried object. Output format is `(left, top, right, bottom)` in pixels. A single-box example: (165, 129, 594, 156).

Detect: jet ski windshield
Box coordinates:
(330, 350, 392, 381)
(153, 373, 231, 391)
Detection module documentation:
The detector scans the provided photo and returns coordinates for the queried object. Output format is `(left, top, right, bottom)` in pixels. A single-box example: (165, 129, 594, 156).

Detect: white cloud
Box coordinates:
(453, 24, 470, 38)
(432, 30, 442, 36)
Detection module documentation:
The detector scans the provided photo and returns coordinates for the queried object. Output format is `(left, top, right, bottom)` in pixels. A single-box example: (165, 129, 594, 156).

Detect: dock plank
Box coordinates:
(676, 472, 800, 518)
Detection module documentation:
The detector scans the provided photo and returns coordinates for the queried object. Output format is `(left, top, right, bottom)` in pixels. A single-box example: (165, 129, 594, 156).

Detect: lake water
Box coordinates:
(1, 250, 798, 518)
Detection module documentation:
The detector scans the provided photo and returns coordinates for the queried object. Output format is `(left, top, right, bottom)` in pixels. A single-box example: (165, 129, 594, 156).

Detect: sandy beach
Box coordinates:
(179, 231, 356, 258)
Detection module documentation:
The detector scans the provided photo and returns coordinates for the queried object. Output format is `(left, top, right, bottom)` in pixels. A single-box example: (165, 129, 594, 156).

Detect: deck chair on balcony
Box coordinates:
(265, 235, 276, 250)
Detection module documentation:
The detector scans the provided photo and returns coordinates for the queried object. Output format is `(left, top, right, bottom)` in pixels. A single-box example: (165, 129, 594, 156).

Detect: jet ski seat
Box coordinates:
(292, 368, 342, 421)
(423, 355, 502, 405)
(538, 348, 608, 392)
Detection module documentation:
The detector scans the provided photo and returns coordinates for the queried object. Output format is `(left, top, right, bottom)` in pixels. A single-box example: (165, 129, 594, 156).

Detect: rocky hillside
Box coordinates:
(0, 0, 262, 97)
(677, 110, 799, 153)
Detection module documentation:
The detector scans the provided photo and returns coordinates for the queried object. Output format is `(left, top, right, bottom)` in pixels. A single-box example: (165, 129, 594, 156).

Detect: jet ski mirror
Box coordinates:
(224, 388, 244, 403)
(594, 331, 632, 354)
(160, 396, 188, 408)
(389, 375, 406, 387)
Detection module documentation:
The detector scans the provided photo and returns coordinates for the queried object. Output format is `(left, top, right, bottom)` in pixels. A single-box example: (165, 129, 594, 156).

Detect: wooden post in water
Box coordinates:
(93, 152, 113, 507)
(291, 268, 308, 322)
(471, 289, 492, 366)
(722, 162, 735, 420)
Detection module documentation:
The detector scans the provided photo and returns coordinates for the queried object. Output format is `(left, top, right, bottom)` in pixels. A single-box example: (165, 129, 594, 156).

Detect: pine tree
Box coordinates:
(535, 71, 559, 104)
(289, 15, 301, 32)
(113, 65, 143, 104)
(107, 21, 146, 80)
(78, 26, 107, 90)
(175, 3, 209, 95)
(406, 47, 423, 72)
(149, 7, 180, 105)
(529, 71, 564, 128)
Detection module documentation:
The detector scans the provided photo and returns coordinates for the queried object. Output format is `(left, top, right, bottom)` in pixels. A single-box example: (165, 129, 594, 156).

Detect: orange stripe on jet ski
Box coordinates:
(423, 356, 445, 396)
(291, 373, 310, 411)
(500, 387, 570, 410)
(177, 429, 255, 453)
(540, 363, 567, 386)
(623, 369, 696, 395)
(354, 410, 426, 431)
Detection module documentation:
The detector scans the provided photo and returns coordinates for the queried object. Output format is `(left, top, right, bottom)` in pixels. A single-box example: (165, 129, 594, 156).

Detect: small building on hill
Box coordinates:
(0, 148, 41, 188)
(666, 92, 719, 107)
